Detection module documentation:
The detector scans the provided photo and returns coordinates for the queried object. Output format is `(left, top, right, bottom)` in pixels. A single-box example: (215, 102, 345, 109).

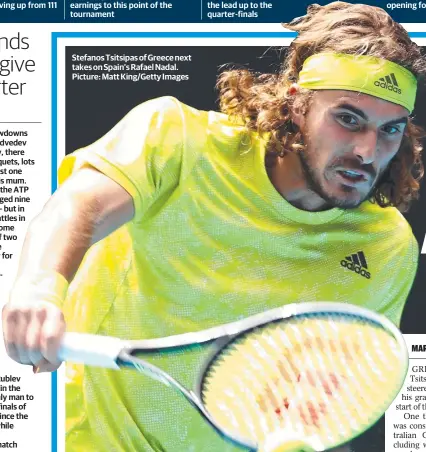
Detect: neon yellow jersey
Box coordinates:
(59, 96, 418, 452)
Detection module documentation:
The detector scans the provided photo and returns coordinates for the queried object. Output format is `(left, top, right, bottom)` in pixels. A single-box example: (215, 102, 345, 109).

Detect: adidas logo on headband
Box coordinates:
(374, 73, 402, 95)
(298, 53, 416, 112)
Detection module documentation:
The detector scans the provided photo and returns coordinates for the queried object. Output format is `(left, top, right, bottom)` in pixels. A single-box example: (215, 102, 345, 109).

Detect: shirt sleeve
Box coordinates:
(58, 96, 185, 223)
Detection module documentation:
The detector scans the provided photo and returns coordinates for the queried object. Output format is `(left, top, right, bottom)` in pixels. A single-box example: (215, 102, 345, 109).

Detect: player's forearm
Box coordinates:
(16, 190, 102, 283)
(15, 168, 135, 283)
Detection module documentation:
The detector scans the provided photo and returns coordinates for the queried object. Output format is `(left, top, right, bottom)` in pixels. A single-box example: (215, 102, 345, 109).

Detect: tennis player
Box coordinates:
(3, 2, 425, 451)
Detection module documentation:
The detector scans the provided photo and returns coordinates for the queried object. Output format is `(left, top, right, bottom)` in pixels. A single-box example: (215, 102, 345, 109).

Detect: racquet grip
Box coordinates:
(59, 332, 125, 369)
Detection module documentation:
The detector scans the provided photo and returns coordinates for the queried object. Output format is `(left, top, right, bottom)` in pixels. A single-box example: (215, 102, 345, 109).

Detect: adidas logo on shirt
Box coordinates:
(340, 251, 371, 279)
(374, 73, 402, 95)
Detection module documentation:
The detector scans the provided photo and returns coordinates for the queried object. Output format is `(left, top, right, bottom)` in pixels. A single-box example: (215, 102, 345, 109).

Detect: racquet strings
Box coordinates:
(201, 313, 406, 449)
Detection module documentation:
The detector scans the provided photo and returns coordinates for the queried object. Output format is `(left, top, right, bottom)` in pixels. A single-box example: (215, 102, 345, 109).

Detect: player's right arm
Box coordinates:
(3, 96, 186, 373)
(2, 166, 134, 373)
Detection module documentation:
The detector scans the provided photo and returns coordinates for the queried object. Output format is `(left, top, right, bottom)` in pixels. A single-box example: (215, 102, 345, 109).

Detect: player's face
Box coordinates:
(293, 90, 409, 209)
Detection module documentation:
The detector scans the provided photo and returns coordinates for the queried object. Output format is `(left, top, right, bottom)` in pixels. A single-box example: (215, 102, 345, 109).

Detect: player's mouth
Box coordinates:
(335, 169, 369, 187)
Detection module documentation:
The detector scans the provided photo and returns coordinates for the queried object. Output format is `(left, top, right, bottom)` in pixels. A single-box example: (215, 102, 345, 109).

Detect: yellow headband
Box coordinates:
(297, 53, 417, 113)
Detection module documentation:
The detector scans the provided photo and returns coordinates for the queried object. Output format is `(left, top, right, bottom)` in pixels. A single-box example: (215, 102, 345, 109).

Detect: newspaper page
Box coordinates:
(0, 1, 424, 451)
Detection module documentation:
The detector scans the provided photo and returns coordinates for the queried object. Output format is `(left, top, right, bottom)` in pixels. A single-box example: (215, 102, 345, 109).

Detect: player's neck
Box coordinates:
(266, 152, 331, 212)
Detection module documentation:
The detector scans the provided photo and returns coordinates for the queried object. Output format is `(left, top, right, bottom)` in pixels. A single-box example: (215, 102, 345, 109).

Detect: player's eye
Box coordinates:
(381, 124, 402, 135)
(336, 114, 359, 129)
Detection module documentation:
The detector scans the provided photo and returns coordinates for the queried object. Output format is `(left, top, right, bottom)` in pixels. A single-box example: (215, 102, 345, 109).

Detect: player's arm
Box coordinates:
(2, 166, 134, 372)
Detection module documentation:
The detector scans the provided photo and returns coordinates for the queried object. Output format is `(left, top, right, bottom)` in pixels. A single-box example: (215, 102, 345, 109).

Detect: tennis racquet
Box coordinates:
(59, 302, 408, 452)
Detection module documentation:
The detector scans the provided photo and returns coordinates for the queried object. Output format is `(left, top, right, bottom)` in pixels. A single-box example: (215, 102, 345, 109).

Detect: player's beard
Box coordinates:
(297, 149, 377, 210)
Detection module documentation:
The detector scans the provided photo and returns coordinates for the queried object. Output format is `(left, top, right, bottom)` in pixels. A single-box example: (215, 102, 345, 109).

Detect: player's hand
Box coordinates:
(2, 299, 66, 373)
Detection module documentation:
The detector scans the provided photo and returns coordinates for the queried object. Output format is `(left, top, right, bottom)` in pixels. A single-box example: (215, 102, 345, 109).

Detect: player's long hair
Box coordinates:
(217, 2, 426, 211)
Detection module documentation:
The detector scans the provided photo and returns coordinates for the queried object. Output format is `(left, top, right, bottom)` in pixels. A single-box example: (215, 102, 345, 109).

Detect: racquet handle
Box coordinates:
(59, 332, 125, 369)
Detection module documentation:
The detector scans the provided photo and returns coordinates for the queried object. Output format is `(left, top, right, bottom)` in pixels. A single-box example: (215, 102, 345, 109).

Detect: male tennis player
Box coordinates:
(3, 2, 425, 451)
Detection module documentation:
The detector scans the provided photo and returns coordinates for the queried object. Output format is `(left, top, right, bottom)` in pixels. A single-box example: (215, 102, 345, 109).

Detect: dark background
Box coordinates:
(66, 46, 426, 451)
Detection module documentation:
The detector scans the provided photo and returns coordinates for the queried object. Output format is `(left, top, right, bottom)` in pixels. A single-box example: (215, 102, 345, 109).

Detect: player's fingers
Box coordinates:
(33, 358, 61, 373)
(2, 305, 20, 362)
(13, 307, 33, 365)
(25, 306, 47, 366)
(39, 307, 65, 365)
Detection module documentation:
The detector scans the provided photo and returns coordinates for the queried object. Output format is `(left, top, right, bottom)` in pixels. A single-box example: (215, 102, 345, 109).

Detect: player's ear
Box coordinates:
(288, 83, 304, 129)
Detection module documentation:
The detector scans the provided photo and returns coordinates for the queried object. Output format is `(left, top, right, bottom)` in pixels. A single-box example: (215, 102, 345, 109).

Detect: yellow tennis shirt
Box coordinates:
(58, 96, 418, 452)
